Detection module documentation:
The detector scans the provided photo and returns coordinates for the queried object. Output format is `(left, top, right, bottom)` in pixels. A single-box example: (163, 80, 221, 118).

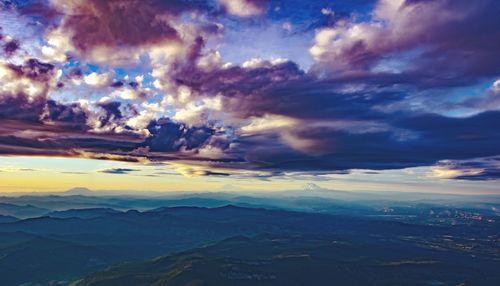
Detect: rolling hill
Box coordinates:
(76, 233, 500, 286)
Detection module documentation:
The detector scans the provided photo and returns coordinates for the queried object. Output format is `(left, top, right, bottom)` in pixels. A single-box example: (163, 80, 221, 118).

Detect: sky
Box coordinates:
(0, 0, 499, 194)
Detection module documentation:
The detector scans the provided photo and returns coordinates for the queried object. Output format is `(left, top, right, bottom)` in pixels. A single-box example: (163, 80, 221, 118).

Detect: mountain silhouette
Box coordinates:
(64, 187, 94, 196)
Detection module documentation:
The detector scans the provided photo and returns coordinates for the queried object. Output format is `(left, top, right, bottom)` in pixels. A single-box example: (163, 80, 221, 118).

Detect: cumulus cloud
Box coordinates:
(24, 0, 222, 66)
(40, 0, 182, 63)
(310, 0, 500, 83)
(0, 58, 224, 167)
(0, 59, 57, 121)
(1, 0, 499, 181)
(83, 72, 112, 87)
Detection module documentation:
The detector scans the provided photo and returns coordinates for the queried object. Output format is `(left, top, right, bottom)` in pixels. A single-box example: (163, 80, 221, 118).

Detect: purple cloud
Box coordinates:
(0, 0, 499, 181)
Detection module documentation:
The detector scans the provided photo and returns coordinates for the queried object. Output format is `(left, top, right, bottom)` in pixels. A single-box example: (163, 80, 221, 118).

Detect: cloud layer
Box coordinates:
(1, 0, 499, 181)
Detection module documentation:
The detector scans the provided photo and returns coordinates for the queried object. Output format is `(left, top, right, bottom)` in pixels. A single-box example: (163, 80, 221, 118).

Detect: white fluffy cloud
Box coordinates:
(309, 0, 468, 72)
(83, 72, 112, 88)
(219, 0, 267, 17)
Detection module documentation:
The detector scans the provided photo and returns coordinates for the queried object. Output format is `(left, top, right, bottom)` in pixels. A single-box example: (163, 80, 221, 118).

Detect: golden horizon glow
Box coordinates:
(1, 156, 499, 195)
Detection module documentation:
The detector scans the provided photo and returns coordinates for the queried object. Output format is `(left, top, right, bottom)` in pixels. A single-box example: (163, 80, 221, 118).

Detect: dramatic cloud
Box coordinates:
(310, 0, 500, 83)
(0, 0, 499, 181)
(43, 99, 89, 131)
(0, 58, 57, 121)
(25, 0, 222, 65)
(141, 118, 215, 152)
(198, 111, 500, 174)
(431, 157, 500, 181)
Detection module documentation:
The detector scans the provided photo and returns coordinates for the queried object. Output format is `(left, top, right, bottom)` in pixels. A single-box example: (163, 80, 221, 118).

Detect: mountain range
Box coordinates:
(0, 189, 499, 285)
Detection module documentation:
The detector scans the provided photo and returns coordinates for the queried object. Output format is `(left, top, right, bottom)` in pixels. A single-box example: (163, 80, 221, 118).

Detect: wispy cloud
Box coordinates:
(98, 168, 140, 175)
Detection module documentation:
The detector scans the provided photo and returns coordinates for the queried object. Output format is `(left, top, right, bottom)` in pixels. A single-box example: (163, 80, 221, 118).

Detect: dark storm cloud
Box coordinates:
(97, 101, 127, 126)
(15, 0, 240, 62)
(43, 100, 89, 131)
(19, 0, 212, 47)
(197, 111, 500, 177)
(0, 126, 139, 158)
(8, 58, 55, 81)
(173, 62, 312, 118)
(139, 0, 500, 179)
(0, 103, 220, 165)
(0, 0, 499, 180)
(142, 118, 214, 152)
(61, 1, 177, 50)
(166, 0, 499, 123)
(0, 93, 46, 122)
(5, 57, 497, 178)
(0, 109, 223, 162)
(0, 59, 220, 163)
